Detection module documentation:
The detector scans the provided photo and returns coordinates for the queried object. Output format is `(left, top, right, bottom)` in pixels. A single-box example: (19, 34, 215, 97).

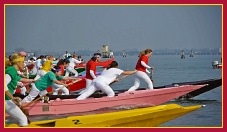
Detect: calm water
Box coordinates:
(6, 55, 222, 127)
(112, 55, 222, 127)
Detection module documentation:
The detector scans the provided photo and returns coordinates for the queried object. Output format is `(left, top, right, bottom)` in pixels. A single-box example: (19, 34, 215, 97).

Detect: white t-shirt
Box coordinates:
(93, 68, 123, 85)
(69, 58, 82, 68)
(63, 53, 71, 59)
(35, 59, 43, 69)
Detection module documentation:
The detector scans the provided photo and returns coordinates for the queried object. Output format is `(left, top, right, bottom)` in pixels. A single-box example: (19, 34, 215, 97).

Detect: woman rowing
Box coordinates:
(52, 59, 71, 95)
(21, 66, 81, 103)
(78, 53, 102, 95)
(34, 55, 54, 80)
(77, 61, 137, 100)
(5, 53, 35, 127)
(128, 49, 154, 91)
(65, 54, 83, 77)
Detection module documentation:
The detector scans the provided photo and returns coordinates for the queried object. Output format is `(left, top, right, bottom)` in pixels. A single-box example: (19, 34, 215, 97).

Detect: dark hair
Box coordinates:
(57, 59, 64, 66)
(51, 66, 61, 73)
(64, 59, 70, 64)
(107, 61, 118, 70)
(90, 52, 102, 61)
(40, 55, 45, 59)
(93, 53, 101, 56)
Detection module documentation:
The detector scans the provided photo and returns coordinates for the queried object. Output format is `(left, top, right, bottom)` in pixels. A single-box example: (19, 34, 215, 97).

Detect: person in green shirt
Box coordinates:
(5, 53, 35, 127)
(21, 66, 81, 103)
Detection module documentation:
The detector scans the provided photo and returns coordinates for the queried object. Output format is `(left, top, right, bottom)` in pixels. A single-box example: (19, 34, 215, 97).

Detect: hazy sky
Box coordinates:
(6, 5, 222, 52)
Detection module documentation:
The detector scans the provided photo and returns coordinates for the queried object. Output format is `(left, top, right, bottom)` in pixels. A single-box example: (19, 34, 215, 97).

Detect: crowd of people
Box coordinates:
(5, 48, 154, 127)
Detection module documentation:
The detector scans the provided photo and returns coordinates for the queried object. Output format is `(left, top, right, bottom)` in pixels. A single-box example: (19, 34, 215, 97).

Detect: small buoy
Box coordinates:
(202, 105, 206, 107)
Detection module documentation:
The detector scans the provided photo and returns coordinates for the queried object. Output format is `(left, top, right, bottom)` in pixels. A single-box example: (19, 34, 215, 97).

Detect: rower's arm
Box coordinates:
(122, 70, 137, 75)
(53, 79, 68, 87)
(5, 74, 17, 100)
(90, 70, 96, 79)
(141, 61, 151, 69)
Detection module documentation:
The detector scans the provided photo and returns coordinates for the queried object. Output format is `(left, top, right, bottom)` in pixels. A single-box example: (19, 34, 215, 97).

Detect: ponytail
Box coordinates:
(138, 50, 145, 58)
(107, 61, 118, 70)
(138, 49, 152, 58)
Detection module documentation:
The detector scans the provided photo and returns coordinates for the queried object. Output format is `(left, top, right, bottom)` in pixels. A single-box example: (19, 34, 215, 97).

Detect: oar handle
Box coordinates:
(22, 79, 81, 108)
(150, 69, 154, 83)
(21, 94, 47, 108)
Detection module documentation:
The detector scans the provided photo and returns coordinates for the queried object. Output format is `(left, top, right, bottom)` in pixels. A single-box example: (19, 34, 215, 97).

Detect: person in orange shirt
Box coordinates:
(128, 49, 154, 91)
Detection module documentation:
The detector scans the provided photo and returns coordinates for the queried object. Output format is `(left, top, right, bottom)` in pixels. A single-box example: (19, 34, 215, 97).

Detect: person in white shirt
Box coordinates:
(27, 58, 37, 75)
(109, 50, 114, 58)
(63, 51, 71, 59)
(65, 54, 83, 77)
(35, 55, 45, 71)
(77, 61, 137, 100)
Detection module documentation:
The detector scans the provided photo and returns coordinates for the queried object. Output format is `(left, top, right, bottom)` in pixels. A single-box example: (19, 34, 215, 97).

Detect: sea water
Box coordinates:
(6, 55, 222, 127)
(111, 55, 222, 127)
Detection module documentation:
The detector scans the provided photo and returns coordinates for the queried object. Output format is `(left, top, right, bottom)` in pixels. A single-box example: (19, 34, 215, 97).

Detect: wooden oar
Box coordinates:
(20, 79, 81, 116)
(20, 93, 48, 117)
(150, 69, 154, 83)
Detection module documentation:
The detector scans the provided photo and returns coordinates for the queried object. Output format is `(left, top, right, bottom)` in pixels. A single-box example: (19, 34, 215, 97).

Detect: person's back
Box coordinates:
(41, 56, 53, 72)
(128, 49, 154, 91)
(94, 68, 122, 85)
(77, 61, 136, 100)
(34, 71, 63, 91)
(135, 55, 148, 72)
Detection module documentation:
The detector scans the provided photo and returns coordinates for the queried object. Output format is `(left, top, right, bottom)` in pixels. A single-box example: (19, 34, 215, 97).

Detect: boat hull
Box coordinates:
(5, 104, 202, 127)
(167, 78, 222, 98)
(14, 78, 221, 100)
(20, 85, 204, 116)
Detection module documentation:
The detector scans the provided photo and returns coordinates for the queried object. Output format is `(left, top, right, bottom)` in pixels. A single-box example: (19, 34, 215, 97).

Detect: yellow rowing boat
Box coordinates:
(5, 104, 203, 127)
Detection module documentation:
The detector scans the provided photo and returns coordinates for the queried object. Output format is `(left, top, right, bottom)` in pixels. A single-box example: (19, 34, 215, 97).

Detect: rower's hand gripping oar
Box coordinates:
(55, 78, 82, 91)
(20, 79, 81, 116)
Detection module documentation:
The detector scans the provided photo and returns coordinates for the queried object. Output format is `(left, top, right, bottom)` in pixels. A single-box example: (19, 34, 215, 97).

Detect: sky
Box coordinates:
(5, 5, 222, 52)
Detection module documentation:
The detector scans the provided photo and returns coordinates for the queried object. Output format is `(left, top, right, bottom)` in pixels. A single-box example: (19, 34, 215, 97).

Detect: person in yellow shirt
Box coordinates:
(41, 56, 54, 72)
(34, 56, 54, 80)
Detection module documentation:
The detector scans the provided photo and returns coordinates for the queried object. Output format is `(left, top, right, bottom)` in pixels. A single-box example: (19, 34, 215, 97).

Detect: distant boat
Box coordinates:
(189, 50, 194, 57)
(212, 60, 222, 69)
(123, 50, 127, 57)
(102, 45, 110, 58)
(181, 50, 185, 59)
